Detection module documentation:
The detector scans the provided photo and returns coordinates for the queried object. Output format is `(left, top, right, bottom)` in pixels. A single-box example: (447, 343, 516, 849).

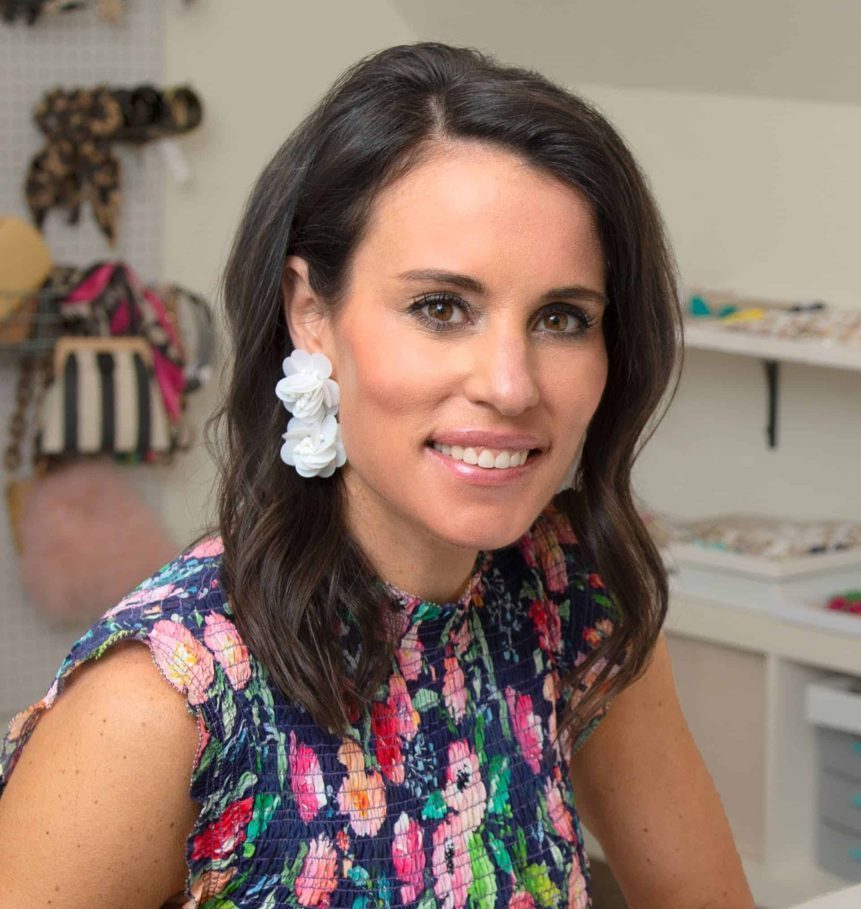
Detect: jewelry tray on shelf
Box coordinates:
(662, 542, 861, 636)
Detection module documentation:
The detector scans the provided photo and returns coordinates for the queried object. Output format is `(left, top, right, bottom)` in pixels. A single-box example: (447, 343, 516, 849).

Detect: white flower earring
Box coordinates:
(275, 348, 347, 478)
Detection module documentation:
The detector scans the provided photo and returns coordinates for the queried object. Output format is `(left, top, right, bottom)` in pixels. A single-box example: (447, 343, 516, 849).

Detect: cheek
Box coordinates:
(336, 338, 439, 457)
(546, 342, 609, 424)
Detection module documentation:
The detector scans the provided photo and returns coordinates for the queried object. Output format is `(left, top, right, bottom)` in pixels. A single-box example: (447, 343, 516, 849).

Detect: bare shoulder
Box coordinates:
(0, 639, 203, 909)
(568, 632, 754, 909)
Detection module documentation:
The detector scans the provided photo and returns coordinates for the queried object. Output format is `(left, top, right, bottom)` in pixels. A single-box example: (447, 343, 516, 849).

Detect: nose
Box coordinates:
(463, 324, 541, 416)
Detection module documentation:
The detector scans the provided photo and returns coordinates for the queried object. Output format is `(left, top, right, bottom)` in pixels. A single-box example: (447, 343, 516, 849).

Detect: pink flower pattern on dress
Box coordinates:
(508, 891, 537, 909)
(388, 674, 420, 741)
(396, 624, 424, 681)
(544, 775, 577, 843)
(505, 686, 544, 773)
(442, 656, 468, 722)
(431, 812, 473, 909)
(442, 739, 487, 836)
(149, 618, 215, 706)
(203, 612, 251, 689)
(187, 536, 225, 559)
(289, 731, 327, 822)
(567, 860, 590, 909)
(294, 834, 339, 907)
(392, 811, 426, 904)
(104, 581, 184, 617)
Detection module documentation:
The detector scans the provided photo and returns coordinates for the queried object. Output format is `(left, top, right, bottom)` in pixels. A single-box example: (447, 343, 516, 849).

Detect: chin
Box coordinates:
(431, 507, 540, 553)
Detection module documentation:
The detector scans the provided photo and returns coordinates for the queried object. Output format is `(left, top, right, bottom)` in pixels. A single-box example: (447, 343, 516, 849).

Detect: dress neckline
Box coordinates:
(375, 547, 494, 619)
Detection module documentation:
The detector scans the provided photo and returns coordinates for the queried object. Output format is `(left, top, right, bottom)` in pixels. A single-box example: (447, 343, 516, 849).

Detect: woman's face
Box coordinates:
(284, 140, 608, 561)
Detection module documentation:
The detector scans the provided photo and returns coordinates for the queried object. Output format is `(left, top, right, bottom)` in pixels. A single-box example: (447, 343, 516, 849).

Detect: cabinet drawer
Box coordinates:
(819, 727, 861, 782)
(821, 769, 861, 834)
(818, 818, 861, 883)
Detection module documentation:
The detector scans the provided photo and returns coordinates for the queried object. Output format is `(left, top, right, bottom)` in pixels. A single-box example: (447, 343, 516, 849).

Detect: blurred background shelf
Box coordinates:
(684, 322, 861, 373)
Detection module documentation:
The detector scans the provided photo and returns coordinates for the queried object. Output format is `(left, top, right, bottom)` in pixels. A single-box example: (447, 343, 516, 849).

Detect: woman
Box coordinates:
(0, 42, 755, 909)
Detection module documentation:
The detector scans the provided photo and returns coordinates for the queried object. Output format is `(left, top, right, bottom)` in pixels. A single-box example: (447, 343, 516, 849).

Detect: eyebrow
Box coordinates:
(395, 268, 609, 307)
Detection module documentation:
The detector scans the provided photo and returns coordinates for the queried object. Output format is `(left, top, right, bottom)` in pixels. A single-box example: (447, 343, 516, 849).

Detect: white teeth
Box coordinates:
(431, 442, 531, 469)
(477, 450, 496, 468)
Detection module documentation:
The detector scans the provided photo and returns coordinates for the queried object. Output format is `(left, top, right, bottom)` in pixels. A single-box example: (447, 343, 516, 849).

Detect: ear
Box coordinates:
(282, 255, 333, 356)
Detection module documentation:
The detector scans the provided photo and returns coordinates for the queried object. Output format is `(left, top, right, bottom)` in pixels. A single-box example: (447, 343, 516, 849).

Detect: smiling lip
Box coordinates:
(427, 430, 546, 451)
(425, 443, 543, 486)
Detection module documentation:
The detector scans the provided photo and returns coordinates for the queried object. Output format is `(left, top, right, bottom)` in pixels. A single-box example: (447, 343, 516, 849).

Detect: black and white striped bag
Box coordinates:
(36, 336, 173, 457)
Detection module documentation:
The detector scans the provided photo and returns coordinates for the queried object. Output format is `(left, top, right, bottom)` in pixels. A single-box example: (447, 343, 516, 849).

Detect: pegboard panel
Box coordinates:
(0, 2, 169, 730)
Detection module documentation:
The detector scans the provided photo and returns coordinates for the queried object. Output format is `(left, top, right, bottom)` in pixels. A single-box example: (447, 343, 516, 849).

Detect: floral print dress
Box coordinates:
(0, 500, 625, 909)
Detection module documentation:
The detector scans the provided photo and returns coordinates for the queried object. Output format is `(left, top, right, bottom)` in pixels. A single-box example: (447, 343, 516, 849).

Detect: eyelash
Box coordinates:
(407, 291, 600, 338)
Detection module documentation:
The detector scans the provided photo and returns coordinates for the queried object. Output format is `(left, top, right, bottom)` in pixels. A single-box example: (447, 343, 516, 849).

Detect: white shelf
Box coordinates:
(684, 322, 861, 372)
(665, 588, 861, 676)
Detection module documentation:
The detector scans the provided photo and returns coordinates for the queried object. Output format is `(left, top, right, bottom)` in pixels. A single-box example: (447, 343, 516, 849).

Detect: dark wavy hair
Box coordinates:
(196, 41, 683, 745)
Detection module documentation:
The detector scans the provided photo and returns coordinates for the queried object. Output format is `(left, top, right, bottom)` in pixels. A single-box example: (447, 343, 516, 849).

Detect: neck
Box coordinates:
(344, 487, 480, 606)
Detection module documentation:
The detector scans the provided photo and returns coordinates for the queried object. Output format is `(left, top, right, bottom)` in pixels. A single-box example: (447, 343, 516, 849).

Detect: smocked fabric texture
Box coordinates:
(0, 501, 625, 909)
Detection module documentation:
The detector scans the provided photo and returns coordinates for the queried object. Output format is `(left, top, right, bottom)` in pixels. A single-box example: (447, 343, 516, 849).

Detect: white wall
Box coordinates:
(161, 4, 861, 541)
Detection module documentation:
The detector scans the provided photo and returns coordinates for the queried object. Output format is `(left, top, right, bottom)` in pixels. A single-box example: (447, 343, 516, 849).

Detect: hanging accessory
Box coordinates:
(155, 282, 216, 394)
(56, 261, 188, 422)
(275, 348, 346, 479)
(36, 335, 174, 459)
(18, 259, 217, 463)
(26, 87, 124, 243)
(1, 0, 125, 25)
(25, 83, 202, 244)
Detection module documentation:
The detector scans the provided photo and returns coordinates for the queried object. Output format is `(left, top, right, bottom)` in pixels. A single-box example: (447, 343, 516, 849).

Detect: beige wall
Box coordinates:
(395, 0, 861, 108)
(161, 4, 861, 542)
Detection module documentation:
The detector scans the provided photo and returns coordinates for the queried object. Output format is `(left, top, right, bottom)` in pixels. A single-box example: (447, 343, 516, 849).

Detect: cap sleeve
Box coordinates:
(0, 538, 252, 909)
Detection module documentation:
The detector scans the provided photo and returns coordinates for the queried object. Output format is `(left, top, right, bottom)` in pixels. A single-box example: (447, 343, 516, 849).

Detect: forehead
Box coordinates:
(352, 140, 605, 287)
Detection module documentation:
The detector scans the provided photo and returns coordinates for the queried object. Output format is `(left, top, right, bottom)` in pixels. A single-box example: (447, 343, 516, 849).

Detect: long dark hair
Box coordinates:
(197, 41, 683, 744)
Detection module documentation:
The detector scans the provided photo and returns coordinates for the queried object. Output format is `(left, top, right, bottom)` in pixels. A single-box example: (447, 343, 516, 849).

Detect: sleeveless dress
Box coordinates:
(0, 500, 626, 909)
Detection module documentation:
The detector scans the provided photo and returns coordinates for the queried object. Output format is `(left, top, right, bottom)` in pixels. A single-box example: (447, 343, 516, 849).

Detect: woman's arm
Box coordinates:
(0, 641, 203, 909)
(568, 631, 756, 909)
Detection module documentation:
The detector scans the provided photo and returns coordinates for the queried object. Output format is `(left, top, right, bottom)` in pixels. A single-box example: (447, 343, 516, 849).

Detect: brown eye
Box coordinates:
(542, 312, 571, 332)
(428, 300, 456, 322)
(538, 305, 598, 337)
(408, 292, 470, 331)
